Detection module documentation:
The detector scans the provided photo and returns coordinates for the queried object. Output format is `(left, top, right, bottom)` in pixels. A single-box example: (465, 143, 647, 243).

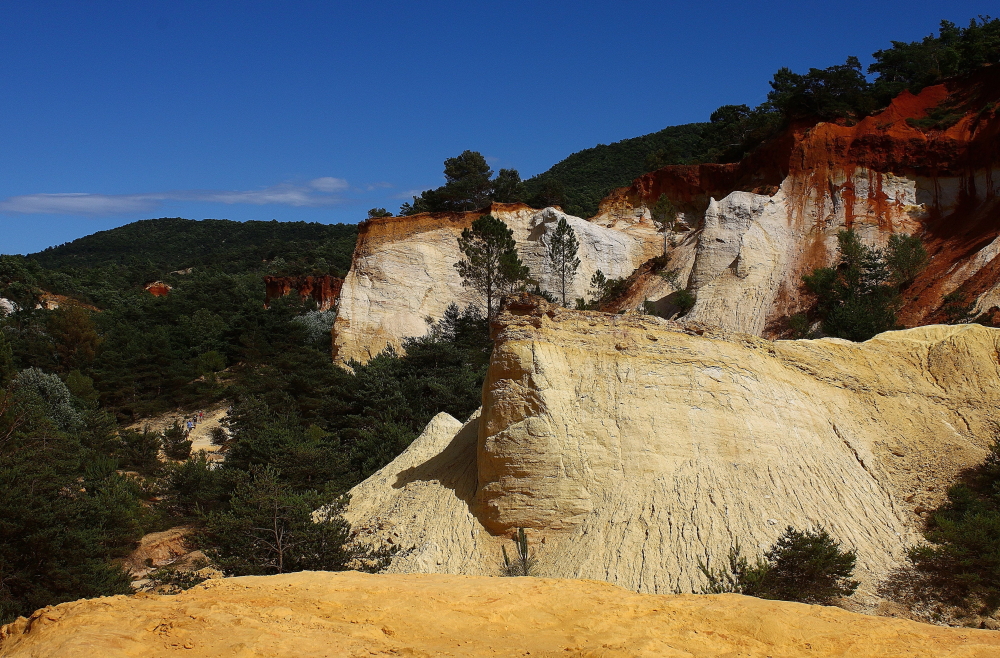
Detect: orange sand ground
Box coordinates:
(2, 572, 999, 657)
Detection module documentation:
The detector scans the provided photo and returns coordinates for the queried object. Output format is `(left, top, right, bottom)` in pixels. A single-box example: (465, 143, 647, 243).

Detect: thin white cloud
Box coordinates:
(0, 180, 354, 216)
(391, 188, 428, 200)
(0, 193, 161, 215)
(309, 177, 349, 192)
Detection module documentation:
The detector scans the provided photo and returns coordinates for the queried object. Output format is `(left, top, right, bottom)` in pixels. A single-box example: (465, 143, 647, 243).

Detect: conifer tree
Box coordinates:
(455, 214, 530, 319)
(546, 217, 580, 306)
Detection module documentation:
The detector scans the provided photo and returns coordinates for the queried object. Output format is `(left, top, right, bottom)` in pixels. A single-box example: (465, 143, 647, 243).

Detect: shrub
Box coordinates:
(909, 440, 1000, 613)
(699, 526, 859, 604)
(803, 230, 927, 341)
(673, 289, 696, 317)
(114, 427, 162, 475)
(200, 465, 395, 576)
(501, 527, 538, 577)
(162, 420, 192, 461)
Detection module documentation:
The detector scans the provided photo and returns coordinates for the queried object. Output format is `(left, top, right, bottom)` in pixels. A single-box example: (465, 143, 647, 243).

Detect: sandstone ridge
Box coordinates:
(346, 297, 1000, 596)
(3, 571, 998, 657)
(331, 203, 661, 364)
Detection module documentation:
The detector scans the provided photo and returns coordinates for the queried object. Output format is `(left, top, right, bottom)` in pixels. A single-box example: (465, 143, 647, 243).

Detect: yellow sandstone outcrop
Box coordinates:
(331, 203, 661, 364)
(3, 571, 998, 657)
(346, 297, 1000, 595)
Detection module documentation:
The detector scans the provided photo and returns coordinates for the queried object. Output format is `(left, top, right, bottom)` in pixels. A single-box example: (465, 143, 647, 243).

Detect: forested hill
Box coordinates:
(521, 122, 717, 219)
(30, 217, 359, 276)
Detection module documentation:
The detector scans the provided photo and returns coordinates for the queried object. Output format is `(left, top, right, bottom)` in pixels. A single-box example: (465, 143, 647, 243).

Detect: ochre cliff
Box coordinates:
(346, 297, 1000, 596)
(331, 203, 661, 364)
(263, 274, 342, 311)
(3, 572, 998, 657)
(598, 69, 1000, 335)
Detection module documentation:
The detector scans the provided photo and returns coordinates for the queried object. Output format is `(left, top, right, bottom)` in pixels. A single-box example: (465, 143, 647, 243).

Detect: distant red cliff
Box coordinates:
(595, 67, 1000, 333)
(144, 281, 172, 297)
(264, 275, 343, 311)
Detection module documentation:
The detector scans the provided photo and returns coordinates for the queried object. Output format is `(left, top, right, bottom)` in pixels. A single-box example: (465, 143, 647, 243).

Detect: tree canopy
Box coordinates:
(455, 214, 530, 319)
(400, 151, 527, 215)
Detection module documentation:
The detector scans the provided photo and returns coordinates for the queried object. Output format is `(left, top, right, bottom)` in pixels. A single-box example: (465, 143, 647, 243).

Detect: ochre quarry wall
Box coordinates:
(4, 572, 1000, 658)
(263, 275, 342, 311)
(345, 297, 1000, 595)
(331, 203, 661, 364)
(598, 69, 1000, 336)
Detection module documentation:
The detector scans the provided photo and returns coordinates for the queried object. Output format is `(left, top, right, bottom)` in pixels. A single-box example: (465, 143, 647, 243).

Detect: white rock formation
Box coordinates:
(331, 204, 661, 364)
(346, 299, 1000, 595)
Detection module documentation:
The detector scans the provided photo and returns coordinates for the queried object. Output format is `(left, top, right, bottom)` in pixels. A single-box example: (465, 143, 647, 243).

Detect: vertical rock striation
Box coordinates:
(346, 297, 1000, 595)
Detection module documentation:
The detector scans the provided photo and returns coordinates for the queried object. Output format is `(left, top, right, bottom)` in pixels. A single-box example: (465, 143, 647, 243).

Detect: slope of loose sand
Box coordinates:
(2, 572, 997, 657)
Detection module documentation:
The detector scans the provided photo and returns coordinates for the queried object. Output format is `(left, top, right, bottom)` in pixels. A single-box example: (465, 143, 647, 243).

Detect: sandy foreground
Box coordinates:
(2, 572, 998, 657)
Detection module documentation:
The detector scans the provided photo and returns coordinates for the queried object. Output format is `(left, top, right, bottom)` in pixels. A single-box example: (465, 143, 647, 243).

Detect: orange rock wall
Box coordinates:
(600, 68, 1000, 334)
(264, 275, 343, 311)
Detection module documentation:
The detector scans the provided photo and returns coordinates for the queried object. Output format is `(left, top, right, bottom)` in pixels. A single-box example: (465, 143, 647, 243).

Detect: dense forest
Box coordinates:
(0, 219, 490, 621)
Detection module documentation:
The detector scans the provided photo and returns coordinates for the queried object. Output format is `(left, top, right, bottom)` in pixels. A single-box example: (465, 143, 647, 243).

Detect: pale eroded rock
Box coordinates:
(347, 299, 1000, 596)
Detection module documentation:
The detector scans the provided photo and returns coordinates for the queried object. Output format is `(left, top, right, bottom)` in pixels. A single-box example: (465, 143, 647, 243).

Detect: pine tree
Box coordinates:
(455, 214, 530, 319)
(546, 217, 581, 306)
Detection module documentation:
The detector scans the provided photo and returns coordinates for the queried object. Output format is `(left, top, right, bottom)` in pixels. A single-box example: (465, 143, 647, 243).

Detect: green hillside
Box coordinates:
(522, 122, 717, 218)
(30, 217, 358, 276)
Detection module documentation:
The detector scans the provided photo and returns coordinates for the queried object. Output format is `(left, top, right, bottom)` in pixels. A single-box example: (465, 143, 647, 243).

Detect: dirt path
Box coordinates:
(128, 403, 229, 461)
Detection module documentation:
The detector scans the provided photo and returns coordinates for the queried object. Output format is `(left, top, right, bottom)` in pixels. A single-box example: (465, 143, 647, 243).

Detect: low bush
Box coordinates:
(699, 526, 859, 604)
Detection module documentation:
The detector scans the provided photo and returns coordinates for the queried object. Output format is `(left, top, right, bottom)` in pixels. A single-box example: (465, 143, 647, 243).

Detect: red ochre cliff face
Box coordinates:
(144, 282, 172, 297)
(264, 275, 343, 312)
(599, 67, 1000, 333)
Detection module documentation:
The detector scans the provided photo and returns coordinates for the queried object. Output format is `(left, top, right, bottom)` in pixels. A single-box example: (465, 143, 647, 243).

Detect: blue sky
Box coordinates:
(1, 1, 995, 254)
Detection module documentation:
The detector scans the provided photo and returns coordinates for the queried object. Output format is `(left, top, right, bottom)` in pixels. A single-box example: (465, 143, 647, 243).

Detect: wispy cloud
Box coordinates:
(0, 179, 355, 216)
(308, 177, 349, 192)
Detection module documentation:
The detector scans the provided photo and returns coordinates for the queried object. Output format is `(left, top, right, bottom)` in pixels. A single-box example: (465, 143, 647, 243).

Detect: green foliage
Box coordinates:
(13, 367, 81, 432)
(907, 102, 966, 131)
(165, 453, 240, 517)
(223, 302, 490, 494)
(522, 123, 717, 218)
(0, 218, 359, 420)
(909, 439, 1000, 613)
(698, 541, 771, 595)
(30, 218, 357, 277)
(767, 56, 875, 122)
(546, 217, 581, 306)
(0, 255, 43, 310)
(672, 289, 697, 317)
(578, 269, 630, 310)
(699, 527, 859, 604)
(0, 382, 148, 623)
(162, 420, 193, 461)
(885, 233, 930, 285)
(455, 214, 530, 319)
(400, 151, 525, 215)
(942, 291, 975, 324)
(803, 230, 927, 342)
(501, 527, 538, 577)
(367, 207, 393, 219)
(114, 427, 163, 475)
(870, 17, 1000, 105)
(760, 527, 860, 604)
(200, 465, 395, 576)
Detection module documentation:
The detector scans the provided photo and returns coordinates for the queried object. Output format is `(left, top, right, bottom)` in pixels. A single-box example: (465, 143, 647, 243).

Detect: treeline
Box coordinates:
(482, 17, 1000, 219)
(0, 215, 493, 621)
(0, 219, 357, 419)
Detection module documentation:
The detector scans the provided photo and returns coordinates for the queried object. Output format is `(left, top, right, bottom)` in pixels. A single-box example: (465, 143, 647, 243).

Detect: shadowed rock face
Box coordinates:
(346, 297, 1000, 595)
(596, 69, 1000, 335)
